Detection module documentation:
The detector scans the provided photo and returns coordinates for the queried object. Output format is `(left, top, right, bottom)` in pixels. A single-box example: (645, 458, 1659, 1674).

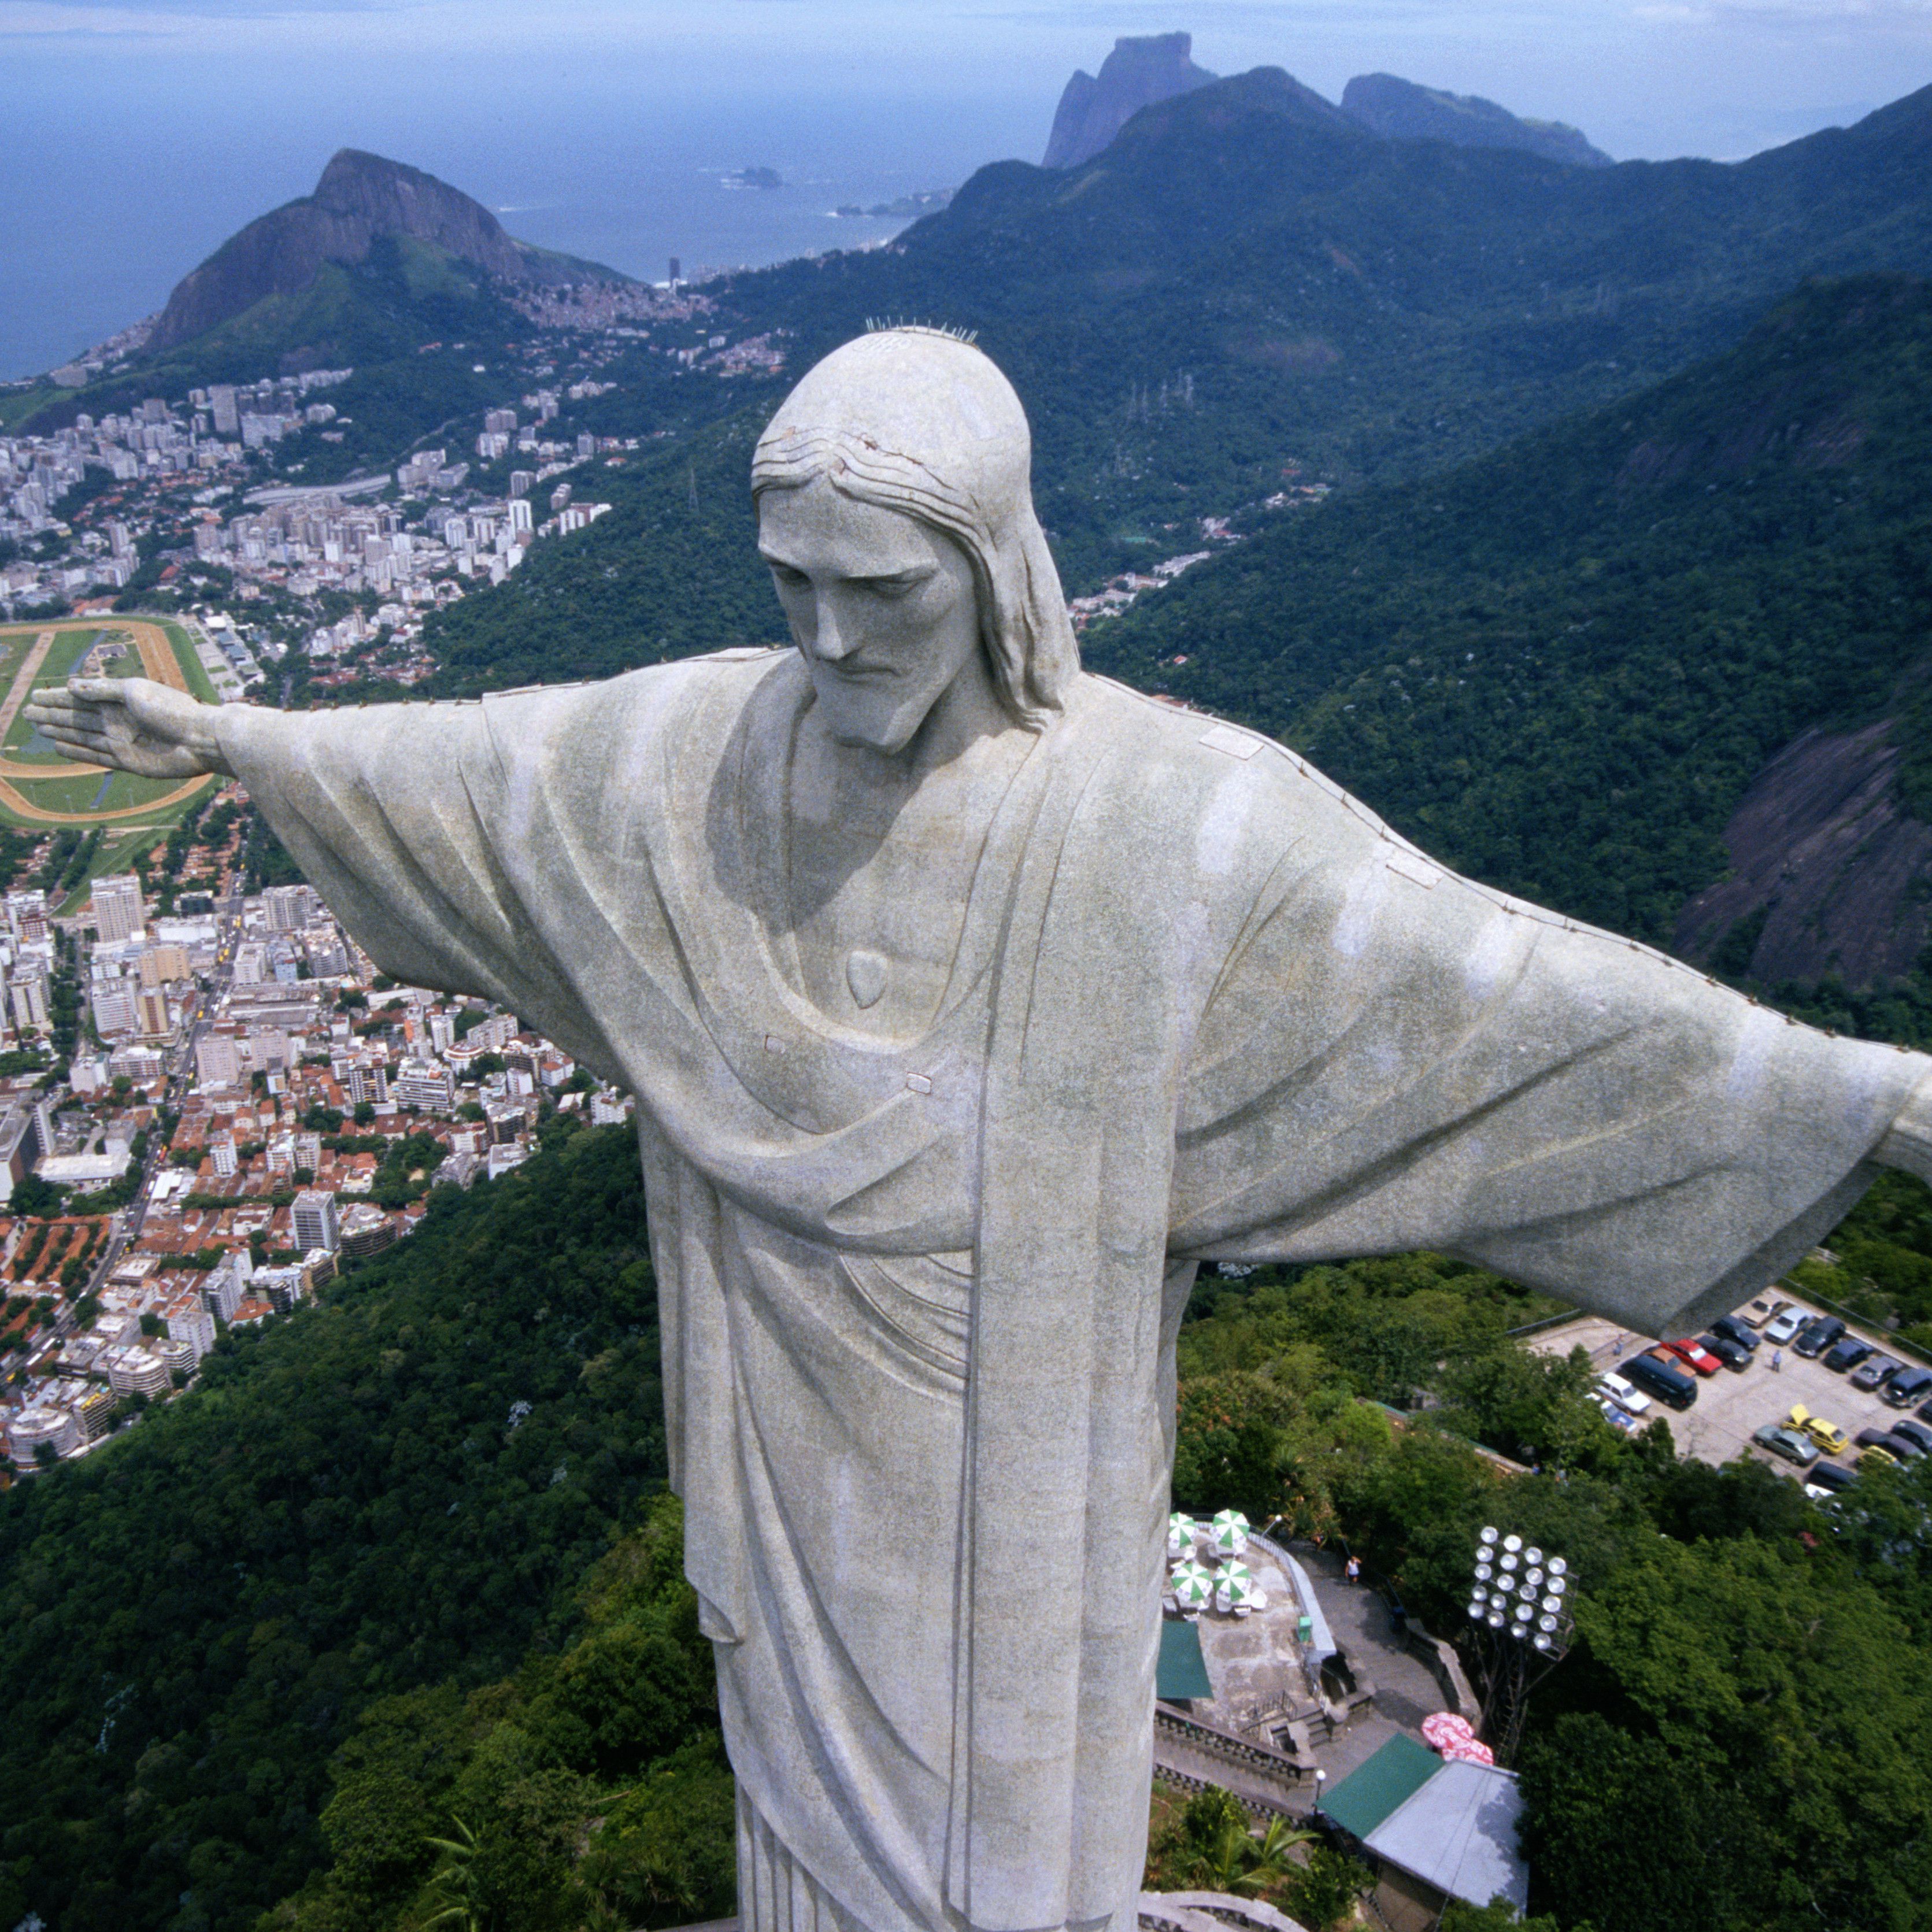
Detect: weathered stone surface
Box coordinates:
(28, 328, 1932, 1932)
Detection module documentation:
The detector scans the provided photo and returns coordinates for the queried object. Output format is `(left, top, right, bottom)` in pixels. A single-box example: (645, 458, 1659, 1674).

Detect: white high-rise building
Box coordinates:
(91, 872, 145, 945)
(262, 884, 313, 932)
(91, 982, 140, 1037)
(291, 1189, 340, 1254)
(10, 972, 47, 1034)
(196, 1034, 240, 1087)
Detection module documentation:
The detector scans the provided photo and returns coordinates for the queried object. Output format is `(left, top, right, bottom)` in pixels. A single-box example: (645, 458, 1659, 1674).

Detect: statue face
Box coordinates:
(758, 479, 982, 755)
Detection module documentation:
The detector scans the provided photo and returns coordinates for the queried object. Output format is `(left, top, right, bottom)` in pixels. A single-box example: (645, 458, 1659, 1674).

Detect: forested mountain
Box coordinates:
(409, 70, 1932, 689)
(149, 150, 627, 354)
(1079, 272, 1932, 1027)
(0, 1122, 679, 1932)
(1339, 72, 1613, 166)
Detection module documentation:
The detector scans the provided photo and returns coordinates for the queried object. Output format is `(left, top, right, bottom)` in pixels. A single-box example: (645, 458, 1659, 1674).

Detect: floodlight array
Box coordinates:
(1466, 1526, 1574, 1656)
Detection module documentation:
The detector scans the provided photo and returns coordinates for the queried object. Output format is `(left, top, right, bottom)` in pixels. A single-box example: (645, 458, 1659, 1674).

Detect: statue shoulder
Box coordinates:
(1070, 674, 1401, 863)
(476, 648, 791, 754)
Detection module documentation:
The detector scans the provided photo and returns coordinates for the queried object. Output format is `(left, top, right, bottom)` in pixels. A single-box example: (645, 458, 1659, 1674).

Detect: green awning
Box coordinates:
(1157, 1618, 1215, 1701)
(1319, 1733, 1443, 1841)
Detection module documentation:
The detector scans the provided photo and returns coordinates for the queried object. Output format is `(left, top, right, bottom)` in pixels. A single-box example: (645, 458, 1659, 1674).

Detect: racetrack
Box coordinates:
(0, 619, 211, 824)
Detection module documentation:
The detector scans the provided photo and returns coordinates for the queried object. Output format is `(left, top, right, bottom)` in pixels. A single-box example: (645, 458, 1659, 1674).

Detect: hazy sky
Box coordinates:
(3, 0, 1927, 162)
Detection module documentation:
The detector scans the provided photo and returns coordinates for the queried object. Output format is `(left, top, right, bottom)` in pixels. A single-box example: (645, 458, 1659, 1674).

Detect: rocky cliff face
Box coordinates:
(1042, 33, 1217, 170)
(1340, 73, 1612, 166)
(150, 150, 605, 352)
(1675, 721, 1932, 989)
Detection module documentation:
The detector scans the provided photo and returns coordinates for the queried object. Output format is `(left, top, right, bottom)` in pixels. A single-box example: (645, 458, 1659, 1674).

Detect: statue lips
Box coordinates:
(846, 948, 888, 1008)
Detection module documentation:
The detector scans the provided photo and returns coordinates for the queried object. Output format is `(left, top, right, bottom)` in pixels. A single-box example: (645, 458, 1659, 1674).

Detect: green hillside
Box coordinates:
(408, 75, 1932, 687)
(1080, 273, 1932, 997)
(0, 1122, 672, 1932)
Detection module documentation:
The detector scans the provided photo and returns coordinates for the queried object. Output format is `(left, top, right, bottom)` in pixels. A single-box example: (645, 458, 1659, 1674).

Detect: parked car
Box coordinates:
(1711, 1315, 1762, 1353)
(1852, 1353, 1904, 1393)
(1789, 1405, 1850, 1456)
(1860, 1442, 1900, 1472)
(1889, 1418, 1932, 1457)
(1794, 1316, 1846, 1358)
(1590, 1393, 1640, 1434)
(1824, 1337, 1876, 1374)
(1662, 1338, 1723, 1377)
(1597, 1371, 1652, 1416)
(1620, 1353, 1698, 1411)
(1764, 1306, 1807, 1345)
(1856, 1427, 1923, 1463)
(1748, 1296, 1790, 1328)
(1885, 1366, 1932, 1409)
(1807, 1462, 1858, 1494)
(1698, 1331, 1752, 1371)
(1755, 1423, 1820, 1467)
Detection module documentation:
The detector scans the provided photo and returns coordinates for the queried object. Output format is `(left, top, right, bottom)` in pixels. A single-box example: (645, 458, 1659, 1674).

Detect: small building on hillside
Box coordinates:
(1319, 1732, 1528, 1931)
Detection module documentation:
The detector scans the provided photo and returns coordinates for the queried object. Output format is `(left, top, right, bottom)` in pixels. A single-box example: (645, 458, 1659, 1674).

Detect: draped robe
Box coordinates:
(219, 648, 1929, 1932)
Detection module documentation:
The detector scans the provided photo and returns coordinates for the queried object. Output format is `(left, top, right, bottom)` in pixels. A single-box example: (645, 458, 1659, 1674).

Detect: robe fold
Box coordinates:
(218, 650, 1929, 1932)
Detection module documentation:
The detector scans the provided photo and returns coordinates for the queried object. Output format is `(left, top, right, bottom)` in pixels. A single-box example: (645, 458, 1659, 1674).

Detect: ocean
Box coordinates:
(0, 62, 1054, 384)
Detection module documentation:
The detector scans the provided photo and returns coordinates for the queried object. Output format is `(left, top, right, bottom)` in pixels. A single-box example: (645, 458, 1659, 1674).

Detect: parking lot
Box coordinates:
(1526, 1298, 1929, 1477)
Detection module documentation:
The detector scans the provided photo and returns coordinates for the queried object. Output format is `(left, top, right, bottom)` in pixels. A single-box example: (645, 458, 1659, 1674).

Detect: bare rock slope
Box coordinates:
(1043, 33, 1218, 170)
(1675, 721, 1932, 989)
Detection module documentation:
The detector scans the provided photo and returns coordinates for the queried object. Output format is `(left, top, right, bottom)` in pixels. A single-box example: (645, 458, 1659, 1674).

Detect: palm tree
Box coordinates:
(1228, 1816, 1317, 1896)
(1185, 1805, 1316, 1896)
(421, 1815, 487, 1932)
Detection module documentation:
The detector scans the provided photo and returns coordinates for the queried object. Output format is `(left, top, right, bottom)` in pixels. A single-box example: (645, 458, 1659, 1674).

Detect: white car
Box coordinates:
(1764, 1308, 1807, 1346)
(1597, 1371, 1653, 1416)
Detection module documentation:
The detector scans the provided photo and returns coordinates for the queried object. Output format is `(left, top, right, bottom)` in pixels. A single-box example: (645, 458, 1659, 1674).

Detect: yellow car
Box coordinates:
(1789, 1405, 1850, 1457)
(1861, 1443, 1900, 1472)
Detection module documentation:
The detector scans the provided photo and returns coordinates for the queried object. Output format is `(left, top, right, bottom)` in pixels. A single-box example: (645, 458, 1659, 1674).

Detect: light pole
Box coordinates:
(1463, 1525, 1574, 1764)
(1312, 1768, 1326, 1820)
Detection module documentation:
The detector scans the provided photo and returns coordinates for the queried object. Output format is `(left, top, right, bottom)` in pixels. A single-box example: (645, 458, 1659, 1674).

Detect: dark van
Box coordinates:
(1622, 1353, 1698, 1411)
(1885, 1366, 1932, 1409)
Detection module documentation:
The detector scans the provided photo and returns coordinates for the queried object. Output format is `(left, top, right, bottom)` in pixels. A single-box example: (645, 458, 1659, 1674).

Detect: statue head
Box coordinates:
(752, 327, 1077, 751)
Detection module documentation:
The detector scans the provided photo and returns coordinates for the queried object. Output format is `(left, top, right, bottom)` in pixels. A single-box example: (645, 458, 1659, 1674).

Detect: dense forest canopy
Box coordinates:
(1083, 273, 1932, 955)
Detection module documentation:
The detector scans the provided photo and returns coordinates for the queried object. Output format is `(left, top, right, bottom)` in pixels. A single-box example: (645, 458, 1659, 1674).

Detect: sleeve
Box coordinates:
(214, 699, 620, 1080)
(1167, 786, 1932, 1338)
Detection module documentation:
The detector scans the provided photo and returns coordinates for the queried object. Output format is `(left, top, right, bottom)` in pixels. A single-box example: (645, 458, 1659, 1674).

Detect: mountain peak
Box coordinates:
(1340, 72, 1612, 166)
(1043, 32, 1218, 169)
(148, 149, 615, 354)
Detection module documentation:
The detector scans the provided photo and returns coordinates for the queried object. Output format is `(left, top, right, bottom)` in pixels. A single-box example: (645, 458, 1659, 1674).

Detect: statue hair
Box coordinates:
(750, 329, 1079, 730)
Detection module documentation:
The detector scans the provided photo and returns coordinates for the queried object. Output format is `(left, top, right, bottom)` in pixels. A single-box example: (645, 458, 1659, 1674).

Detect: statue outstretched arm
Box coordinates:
(1169, 802, 1932, 1338)
(1877, 1076, 1932, 1186)
(27, 676, 235, 779)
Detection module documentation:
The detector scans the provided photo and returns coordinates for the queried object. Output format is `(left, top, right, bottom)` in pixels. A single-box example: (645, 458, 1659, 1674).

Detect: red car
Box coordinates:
(1661, 1338, 1722, 1378)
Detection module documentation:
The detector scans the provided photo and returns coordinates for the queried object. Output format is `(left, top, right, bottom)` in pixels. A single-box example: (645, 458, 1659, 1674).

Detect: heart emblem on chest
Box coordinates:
(846, 948, 889, 1010)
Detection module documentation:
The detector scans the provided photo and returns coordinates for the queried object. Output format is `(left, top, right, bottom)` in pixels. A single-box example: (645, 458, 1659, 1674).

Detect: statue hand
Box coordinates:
(23, 677, 229, 780)
(1877, 1070, 1932, 1187)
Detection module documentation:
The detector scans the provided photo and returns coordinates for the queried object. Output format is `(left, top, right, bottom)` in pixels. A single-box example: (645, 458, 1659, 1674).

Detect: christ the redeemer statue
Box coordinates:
(33, 328, 1932, 1932)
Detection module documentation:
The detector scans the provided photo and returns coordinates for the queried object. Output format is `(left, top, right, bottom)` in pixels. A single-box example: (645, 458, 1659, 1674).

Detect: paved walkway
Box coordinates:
(1292, 1544, 1452, 1785)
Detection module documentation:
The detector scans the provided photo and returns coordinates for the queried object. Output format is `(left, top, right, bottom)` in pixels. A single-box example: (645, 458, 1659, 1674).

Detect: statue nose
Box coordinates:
(813, 595, 858, 662)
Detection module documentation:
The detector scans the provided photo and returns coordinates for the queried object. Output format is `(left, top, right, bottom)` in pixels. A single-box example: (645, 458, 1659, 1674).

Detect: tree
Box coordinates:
(420, 1817, 484, 1932)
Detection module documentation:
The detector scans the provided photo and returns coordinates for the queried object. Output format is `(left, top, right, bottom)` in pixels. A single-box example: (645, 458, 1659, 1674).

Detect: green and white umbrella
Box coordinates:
(1167, 1511, 1198, 1556)
(1216, 1566, 1266, 1613)
(1209, 1508, 1250, 1555)
(1170, 1560, 1216, 1611)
